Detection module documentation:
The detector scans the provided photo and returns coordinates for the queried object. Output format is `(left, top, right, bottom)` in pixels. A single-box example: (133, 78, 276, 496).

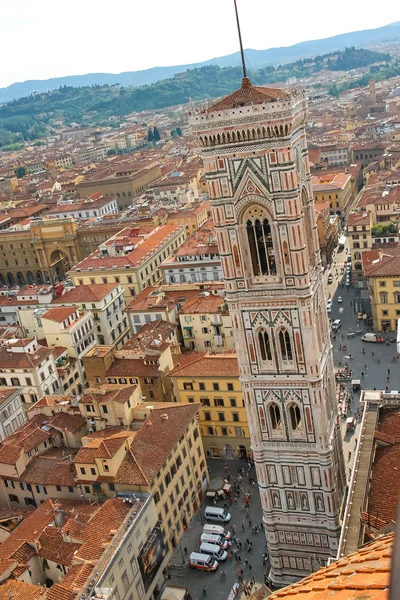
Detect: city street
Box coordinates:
(168, 459, 267, 600)
(168, 237, 399, 599)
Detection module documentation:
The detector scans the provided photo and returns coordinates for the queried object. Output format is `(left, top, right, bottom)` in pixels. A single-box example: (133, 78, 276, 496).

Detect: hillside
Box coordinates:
(0, 47, 394, 149)
(0, 21, 399, 103)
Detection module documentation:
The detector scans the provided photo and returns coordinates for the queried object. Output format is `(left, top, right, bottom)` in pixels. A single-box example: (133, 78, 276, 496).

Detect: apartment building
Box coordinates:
(169, 352, 250, 459)
(0, 412, 88, 509)
(161, 219, 223, 284)
(83, 320, 176, 401)
(0, 337, 61, 405)
(312, 172, 353, 217)
(347, 212, 373, 288)
(363, 247, 400, 331)
(318, 144, 350, 166)
(0, 388, 27, 441)
(74, 403, 207, 557)
(78, 385, 142, 428)
(179, 293, 234, 352)
(124, 286, 179, 335)
(0, 495, 167, 600)
(46, 196, 118, 220)
(52, 283, 129, 348)
(69, 225, 186, 301)
(166, 202, 209, 237)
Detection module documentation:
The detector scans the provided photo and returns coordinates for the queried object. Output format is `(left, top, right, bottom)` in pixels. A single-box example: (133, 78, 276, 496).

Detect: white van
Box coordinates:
(199, 542, 228, 561)
(200, 533, 229, 549)
(189, 552, 218, 571)
(203, 524, 231, 540)
(204, 506, 231, 523)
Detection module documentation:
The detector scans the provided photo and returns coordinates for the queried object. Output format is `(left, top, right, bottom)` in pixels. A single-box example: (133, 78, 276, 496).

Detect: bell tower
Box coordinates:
(189, 79, 346, 583)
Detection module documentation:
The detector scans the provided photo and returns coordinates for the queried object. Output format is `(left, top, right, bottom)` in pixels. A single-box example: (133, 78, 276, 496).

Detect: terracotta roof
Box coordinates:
(20, 448, 77, 487)
(106, 357, 160, 378)
(0, 580, 45, 600)
(52, 283, 119, 304)
(0, 344, 52, 370)
(169, 352, 239, 378)
(42, 306, 78, 323)
(269, 533, 392, 599)
(363, 247, 400, 277)
(48, 411, 86, 433)
(207, 79, 291, 112)
(74, 498, 131, 562)
(79, 385, 136, 406)
(132, 403, 200, 481)
(368, 407, 400, 525)
(180, 293, 228, 315)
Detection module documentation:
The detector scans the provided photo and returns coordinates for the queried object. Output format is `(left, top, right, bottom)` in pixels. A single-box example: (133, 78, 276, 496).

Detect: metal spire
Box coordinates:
(233, 0, 249, 84)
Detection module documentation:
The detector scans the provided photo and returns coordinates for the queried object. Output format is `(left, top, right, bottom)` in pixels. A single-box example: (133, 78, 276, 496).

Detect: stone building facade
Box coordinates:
(190, 79, 346, 584)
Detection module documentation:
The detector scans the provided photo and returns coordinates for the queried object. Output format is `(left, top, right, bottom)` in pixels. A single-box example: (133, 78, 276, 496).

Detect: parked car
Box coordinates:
(361, 333, 384, 343)
(337, 296, 343, 303)
(328, 273, 333, 284)
(332, 319, 342, 332)
(347, 254, 352, 263)
(327, 305, 332, 314)
(357, 312, 363, 320)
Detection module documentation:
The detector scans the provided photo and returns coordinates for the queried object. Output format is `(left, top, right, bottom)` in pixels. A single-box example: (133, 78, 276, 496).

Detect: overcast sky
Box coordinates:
(1, 0, 398, 88)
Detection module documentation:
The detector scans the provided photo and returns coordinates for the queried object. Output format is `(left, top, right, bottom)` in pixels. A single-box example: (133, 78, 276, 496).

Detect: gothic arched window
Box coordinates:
(269, 403, 281, 430)
(246, 217, 276, 277)
(279, 329, 293, 361)
(289, 404, 302, 430)
(258, 330, 272, 361)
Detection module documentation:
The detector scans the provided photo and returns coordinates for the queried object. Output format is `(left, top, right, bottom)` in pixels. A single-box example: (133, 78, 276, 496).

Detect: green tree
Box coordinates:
(153, 126, 161, 141)
(147, 128, 154, 142)
(170, 129, 178, 138)
(176, 127, 182, 136)
(329, 83, 339, 98)
(107, 147, 117, 155)
(14, 165, 27, 178)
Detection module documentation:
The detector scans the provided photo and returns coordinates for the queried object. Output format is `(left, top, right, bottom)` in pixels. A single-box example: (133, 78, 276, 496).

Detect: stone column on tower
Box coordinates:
(190, 79, 346, 585)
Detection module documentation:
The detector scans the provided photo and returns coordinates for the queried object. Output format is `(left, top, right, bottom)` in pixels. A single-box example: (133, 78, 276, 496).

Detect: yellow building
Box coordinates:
(363, 247, 400, 331)
(169, 352, 251, 459)
(167, 201, 210, 237)
(69, 224, 186, 301)
(312, 172, 353, 217)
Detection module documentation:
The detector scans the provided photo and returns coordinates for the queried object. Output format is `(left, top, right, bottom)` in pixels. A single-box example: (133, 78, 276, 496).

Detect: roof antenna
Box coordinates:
(233, 0, 249, 86)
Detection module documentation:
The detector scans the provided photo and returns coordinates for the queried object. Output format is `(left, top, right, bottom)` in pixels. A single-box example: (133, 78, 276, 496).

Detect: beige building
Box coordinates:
(179, 293, 234, 352)
(74, 403, 208, 557)
(52, 283, 130, 348)
(0, 494, 167, 600)
(78, 384, 142, 428)
(0, 337, 62, 406)
(69, 224, 186, 301)
(83, 320, 177, 402)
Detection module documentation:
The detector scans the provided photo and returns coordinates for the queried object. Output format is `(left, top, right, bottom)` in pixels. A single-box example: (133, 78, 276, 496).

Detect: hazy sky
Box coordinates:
(2, 0, 399, 88)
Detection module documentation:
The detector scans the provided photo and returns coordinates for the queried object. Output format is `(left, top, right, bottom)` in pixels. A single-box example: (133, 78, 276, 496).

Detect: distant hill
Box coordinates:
(1, 20, 400, 103)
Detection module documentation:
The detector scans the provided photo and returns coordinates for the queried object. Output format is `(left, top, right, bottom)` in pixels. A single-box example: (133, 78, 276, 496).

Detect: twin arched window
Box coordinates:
(269, 403, 302, 432)
(258, 330, 272, 361)
(279, 329, 293, 361)
(246, 217, 276, 277)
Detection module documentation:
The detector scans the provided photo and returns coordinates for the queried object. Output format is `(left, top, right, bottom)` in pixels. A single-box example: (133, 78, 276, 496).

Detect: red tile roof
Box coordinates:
(362, 247, 400, 277)
(269, 533, 392, 599)
(42, 306, 78, 323)
(207, 79, 291, 112)
(52, 283, 119, 304)
(169, 352, 239, 378)
(0, 580, 45, 600)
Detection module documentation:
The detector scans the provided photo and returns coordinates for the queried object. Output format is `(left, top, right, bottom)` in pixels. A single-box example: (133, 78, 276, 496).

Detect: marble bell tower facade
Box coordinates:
(189, 79, 346, 584)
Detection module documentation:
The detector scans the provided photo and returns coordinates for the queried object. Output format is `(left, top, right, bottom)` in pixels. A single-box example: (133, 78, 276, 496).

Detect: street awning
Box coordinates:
(339, 235, 346, 245)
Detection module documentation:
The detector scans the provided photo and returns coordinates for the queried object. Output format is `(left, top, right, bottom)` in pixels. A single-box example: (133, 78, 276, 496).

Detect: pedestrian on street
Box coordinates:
(388, 369, 391, 375)
(348, 451, 351, 461)
(242, 521, 245, 532)
(244, 559, 249, 568)
(372, 352, 375, 359)
(361, 371, 364, 377)
(184, 547, 187, 555)
(248, 519, 252, 527)
(202, 586, 207, 596)
(249, 563, 253, 572)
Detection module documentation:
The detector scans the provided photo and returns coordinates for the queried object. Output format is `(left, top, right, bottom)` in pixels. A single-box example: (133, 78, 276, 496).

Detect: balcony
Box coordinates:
(183, 328, 194, 339)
